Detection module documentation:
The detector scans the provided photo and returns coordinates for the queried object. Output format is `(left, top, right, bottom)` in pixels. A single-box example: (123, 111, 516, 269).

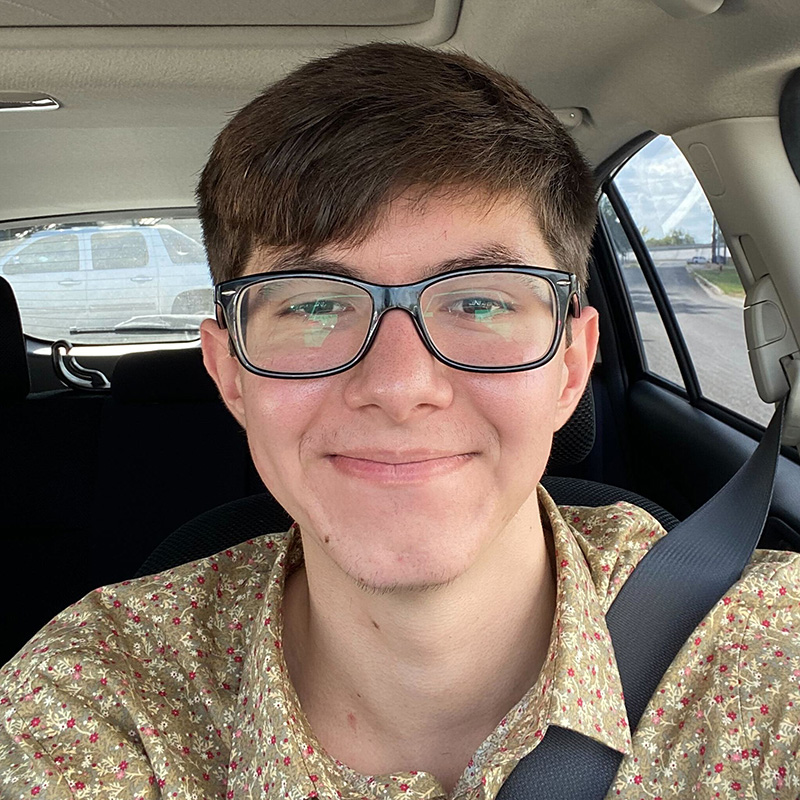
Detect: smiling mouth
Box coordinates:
(327, 452, 476, 483)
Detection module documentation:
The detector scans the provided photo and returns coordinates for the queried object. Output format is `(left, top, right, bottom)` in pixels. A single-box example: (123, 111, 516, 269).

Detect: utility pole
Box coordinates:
(711, 216, 717, 266)
(710, 217, 726, 268)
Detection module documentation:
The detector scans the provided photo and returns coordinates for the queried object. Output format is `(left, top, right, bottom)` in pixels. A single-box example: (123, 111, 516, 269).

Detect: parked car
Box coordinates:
(1, 223, 212, 343)
(686, 254, 708, 263)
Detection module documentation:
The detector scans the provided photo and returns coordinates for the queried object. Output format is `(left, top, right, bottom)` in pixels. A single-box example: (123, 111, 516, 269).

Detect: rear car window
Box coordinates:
(159, 226, 207, 265)
(0, 213, 214, 345)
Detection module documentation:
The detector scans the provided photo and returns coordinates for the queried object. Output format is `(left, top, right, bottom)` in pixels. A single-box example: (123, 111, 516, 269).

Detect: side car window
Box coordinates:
(90, 231, 149, 270)
(3, 233, 80, 274)
(609, 136, 772, 426)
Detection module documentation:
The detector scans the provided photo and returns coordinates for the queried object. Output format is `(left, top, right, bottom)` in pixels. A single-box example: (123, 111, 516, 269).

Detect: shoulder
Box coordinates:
(541, 484, 668, 562)
(561, 500, 667, 549)
(730, 547, 800, 645)
(727, 551, 800, 796)
(6, 530, 289, 674)
(0, 532, 290, 793)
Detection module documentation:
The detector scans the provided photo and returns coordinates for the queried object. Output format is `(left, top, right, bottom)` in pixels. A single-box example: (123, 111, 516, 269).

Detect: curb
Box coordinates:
(692, 272, 724, 296)
(690, 270, 744, 307)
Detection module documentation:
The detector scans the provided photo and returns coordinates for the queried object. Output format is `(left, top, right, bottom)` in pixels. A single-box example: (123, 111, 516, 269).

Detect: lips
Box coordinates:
(326, 451, 475, 483)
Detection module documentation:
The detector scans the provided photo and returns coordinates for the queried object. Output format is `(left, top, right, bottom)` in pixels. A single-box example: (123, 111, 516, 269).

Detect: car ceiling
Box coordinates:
(1, 0, 799, 221)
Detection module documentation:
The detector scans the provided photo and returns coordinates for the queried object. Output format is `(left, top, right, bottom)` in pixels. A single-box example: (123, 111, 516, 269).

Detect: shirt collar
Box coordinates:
(534, 485, 631, 754)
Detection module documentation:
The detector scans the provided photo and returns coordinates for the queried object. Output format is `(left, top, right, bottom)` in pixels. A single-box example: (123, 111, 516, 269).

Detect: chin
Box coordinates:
(348, 564, 465, 595)
(328, 530, 480, 595)
(287, 483, 511, 591)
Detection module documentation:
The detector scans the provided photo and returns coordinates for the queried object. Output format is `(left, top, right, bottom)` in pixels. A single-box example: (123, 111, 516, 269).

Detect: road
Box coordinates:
(621, 260, 773, 425)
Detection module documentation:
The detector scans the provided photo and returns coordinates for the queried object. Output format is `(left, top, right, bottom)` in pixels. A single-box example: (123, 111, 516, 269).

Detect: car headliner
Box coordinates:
(0, 0, 797, 221)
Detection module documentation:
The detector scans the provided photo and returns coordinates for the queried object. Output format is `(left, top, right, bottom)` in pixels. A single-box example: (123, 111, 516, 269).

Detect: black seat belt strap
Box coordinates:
(496, 399, 786, 800)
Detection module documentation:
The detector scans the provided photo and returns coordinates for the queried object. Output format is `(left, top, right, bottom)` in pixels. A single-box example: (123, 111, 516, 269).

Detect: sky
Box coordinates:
(615, 135, 717, 245)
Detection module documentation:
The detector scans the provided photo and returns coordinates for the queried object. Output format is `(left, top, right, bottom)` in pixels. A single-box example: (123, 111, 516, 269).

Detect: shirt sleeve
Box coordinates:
(0, 593, 161, 799)
(0, 714, 74, 799)
(0, 548, 254, 800)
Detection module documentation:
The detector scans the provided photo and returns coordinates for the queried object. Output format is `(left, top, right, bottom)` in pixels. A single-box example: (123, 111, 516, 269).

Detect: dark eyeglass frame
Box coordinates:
(214, 265, 582, 379)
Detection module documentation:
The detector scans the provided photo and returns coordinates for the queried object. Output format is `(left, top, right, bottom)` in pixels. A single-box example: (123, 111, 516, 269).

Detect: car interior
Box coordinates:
(3, 0, 800, 671)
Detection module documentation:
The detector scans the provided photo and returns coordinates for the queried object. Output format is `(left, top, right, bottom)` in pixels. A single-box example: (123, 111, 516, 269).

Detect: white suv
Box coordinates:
(1, 223, 212, 343)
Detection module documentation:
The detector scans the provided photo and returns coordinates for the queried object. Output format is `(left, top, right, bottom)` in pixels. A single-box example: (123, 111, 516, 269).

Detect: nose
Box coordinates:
(342, 309, 454, 422)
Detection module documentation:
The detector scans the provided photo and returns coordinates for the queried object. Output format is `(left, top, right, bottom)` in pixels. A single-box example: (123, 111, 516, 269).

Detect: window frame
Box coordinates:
(602, 178, 702, 399)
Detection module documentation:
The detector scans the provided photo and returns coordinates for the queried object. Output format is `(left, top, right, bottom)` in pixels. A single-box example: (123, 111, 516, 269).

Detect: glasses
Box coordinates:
(214, 266, 581, 378)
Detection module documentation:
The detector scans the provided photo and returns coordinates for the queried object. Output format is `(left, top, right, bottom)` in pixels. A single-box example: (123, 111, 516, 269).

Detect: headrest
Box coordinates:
(549, 384, 596, 466)
(0, 276, 30, 402)
(111, 347, 219, 404)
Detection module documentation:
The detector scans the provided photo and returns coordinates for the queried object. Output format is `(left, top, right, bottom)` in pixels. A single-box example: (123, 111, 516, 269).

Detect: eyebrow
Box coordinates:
(263, 243, 530, 280)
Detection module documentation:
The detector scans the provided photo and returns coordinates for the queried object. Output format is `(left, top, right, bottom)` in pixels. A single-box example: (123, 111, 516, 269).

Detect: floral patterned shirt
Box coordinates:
(1, 486, 799, 799)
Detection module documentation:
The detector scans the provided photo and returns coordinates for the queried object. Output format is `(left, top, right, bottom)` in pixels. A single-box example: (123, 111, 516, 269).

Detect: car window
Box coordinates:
(1, 214, 214, 345)
(159, 226, 206, 265)
(2, 232, 80, 275)
(608, 136, 773, 426)
(90, 230, 149, 270)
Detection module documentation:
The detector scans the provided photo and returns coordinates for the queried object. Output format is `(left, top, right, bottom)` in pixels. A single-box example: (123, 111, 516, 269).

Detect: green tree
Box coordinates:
(645, 228, 696, 247)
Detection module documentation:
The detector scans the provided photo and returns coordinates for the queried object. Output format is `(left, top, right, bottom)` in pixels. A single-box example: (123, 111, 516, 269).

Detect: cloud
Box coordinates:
(614, 136, 715, 243)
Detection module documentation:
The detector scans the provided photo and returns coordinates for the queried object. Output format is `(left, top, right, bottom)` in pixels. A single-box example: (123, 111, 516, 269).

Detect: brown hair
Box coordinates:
(197, 42, 596, 287)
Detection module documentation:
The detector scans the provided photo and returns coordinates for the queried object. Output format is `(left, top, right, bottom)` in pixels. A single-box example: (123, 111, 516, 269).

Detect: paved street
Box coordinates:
(621, 261, 773, 425)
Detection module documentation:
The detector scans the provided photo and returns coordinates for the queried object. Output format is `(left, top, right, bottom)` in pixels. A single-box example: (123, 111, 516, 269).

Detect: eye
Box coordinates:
(281, 297, 352, 318)
(445, 294, 515, 318)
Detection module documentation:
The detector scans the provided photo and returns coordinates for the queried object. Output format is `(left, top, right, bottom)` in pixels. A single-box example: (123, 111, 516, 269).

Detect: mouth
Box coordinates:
(326, 451, 476, 484)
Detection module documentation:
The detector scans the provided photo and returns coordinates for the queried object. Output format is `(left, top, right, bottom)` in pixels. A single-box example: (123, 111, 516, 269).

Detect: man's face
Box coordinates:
(202, 190, 598, 592)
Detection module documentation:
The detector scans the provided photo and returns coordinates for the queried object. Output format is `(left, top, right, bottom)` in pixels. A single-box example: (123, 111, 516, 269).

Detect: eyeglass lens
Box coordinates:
(237, 272, 558, 374)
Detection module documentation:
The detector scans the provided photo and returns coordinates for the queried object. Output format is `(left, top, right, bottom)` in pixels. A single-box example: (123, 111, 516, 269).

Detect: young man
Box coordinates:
(1, 43, 799, 799)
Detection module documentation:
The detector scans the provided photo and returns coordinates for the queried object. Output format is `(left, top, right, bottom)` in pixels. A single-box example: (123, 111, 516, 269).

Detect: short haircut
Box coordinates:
(197, 42, 596, 287)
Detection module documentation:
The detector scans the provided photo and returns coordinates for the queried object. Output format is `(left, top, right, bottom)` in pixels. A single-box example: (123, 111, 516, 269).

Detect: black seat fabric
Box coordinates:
(0, 276, 30, 402)
(540, 476, 679, 531)
(135, 491, 293, 577)
(1, 278, 106, 663)
(549, 386, 595, 467)
(135, 477, 679, 577)
(1, 339, 260, 665)
(2, 390, 106, 664)
(110, 346, 220, 404)
(91, 347, 262, 586)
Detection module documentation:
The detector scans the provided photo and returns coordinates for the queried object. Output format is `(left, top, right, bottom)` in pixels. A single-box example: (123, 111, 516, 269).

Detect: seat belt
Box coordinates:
(496, 399, 786, 800)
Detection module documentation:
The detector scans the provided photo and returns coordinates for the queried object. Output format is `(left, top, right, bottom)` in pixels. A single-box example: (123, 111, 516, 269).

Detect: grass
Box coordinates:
(692, 267, 745, 298)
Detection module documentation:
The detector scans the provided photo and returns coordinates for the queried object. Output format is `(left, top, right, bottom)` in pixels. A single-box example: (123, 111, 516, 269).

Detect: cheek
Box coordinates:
(238, 374, 332, 485)
(465, 367, 562, 465)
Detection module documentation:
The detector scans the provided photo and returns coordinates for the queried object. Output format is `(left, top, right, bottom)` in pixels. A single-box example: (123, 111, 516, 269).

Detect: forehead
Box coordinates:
(247, 190, 556, 284)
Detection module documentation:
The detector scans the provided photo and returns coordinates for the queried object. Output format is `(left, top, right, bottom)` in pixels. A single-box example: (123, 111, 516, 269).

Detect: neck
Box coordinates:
(281, 499, 556, 793)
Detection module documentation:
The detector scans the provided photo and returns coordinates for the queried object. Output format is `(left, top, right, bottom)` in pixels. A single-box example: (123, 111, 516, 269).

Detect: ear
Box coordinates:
(200, 318, 247, 428)
(553, 306, 600, 431)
